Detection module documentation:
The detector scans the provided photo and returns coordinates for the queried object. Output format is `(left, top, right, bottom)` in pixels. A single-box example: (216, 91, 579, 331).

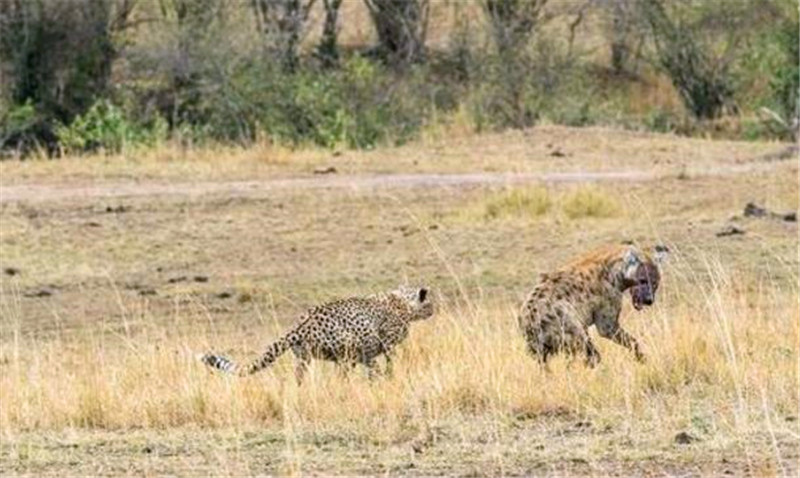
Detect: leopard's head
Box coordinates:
(391, 285, 435, 321)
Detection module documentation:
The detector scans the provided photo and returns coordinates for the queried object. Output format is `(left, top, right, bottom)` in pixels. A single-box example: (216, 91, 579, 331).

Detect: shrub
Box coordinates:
(482, 0, 548, 56)
(769, 15, 799, 130)
(364, 0, 430, 65)
(467, 37, 590, 131)
(203, 56, 435, 149)
(561, 186, 620, 219)
(55, 100, 167, 154)
(639, 0, 736, 119)
(251, 0, 316, 72)
(484, 186, 552, 220)
(1, 100, 38, 154)
(0, 0, 133, 150)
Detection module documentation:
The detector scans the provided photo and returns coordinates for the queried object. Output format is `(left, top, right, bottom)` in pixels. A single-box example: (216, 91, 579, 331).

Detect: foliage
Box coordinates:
(0, 100, 37, 152)
(483, 0, 548, 56)
(0, 0, 133, 153)
(364, 0, 429, 64)
(638, 0, 736, 119)
(468, 37, 592, 130)
(55, 100, 167, 154)
(1, 0, 798, 157)
(195, 56, 438, 149)
(251, 0, 317, 72)
(769, 14, 799, 127)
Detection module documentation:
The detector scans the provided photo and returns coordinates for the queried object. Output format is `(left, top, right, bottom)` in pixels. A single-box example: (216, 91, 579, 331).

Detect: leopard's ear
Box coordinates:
(653, 244, 670, 265)
(418, 288, 428, 303)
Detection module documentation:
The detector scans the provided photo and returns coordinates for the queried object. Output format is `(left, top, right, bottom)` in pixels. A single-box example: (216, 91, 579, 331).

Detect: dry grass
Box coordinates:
(561, 186, 622, 219)
(0, 126, 797, 476)
(482, 186, 552, 220)
(0, 125, 788, 184)
(1, 254, 798, 475)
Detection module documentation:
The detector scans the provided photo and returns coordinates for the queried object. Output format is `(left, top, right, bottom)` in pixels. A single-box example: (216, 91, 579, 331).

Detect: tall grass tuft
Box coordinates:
(561, 186, 621, 219)
(483, 186, 552, 220)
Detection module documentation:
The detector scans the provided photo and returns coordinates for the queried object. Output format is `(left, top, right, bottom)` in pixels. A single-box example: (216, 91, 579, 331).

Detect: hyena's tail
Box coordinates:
(199, 333, 296, 377)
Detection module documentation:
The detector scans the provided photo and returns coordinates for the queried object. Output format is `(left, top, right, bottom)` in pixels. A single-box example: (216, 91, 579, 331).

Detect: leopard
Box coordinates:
(200, 285, 434, 382)
(518, 243, 668, 368)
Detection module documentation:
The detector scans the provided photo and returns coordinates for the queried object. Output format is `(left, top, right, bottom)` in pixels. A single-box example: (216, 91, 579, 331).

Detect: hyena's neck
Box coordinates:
(573, 256, 626, 292)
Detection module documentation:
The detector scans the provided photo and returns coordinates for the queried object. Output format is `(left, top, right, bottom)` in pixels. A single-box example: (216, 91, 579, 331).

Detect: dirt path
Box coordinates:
(0, 158, 793, 204)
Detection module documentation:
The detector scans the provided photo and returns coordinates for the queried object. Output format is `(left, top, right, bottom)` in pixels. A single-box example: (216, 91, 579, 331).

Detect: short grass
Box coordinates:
(0, 126, 797, 476)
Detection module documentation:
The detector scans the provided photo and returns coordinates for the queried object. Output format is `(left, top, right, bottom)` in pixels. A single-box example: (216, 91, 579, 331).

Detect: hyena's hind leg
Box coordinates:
(559, 320, 600, 368)
(521, 326, 554, 371)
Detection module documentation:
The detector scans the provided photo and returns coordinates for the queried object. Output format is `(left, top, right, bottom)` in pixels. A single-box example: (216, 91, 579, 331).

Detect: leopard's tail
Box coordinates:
(199, 332, 298, 377)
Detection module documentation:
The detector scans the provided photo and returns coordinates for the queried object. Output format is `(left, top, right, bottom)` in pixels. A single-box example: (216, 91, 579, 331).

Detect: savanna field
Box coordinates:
(1, 0, 799, 474)
(0, 126, 798, 476)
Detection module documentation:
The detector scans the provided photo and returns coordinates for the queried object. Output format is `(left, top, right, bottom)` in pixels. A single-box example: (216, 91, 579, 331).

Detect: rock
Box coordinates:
(138, 289, 157, 296)
(743, 202, 767, 217)
(313, 166, 337, 175)
(193, 275, 209, 283)
(215, 291, 233, 299)
(674, 431, 698, 445)
(24, 288, 53, 298)
(3, 267, 20, 276)
(743, 202, 797, 222)
(716, 225, 745, 237)
(167, 276, 187, 284)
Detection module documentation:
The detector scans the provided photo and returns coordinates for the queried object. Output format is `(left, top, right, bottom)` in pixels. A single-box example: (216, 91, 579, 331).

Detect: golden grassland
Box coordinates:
(0, 126, 797, 475)
(1, 258, 798, 476)
(0, 125, 785, 183)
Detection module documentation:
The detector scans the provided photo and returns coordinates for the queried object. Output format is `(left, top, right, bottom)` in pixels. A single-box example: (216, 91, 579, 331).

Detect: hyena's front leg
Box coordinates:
(596, 320, 644, 361)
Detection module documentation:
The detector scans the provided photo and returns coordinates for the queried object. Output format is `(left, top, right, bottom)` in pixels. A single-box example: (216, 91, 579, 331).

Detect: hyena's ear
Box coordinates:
(653, 245, 670, 265)
(622, 247, 641, 268)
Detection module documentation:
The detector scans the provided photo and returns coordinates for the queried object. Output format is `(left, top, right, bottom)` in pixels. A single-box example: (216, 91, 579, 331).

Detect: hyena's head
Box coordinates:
(620, 245, 669, 310)
(390, 285, 435, 321)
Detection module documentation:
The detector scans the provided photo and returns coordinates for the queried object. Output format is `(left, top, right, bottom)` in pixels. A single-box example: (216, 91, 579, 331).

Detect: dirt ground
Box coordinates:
(0, 126, 798, 476)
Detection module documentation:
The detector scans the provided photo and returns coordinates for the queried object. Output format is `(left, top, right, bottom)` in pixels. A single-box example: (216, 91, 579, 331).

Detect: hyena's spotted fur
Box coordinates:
(518, 244, 667, 367)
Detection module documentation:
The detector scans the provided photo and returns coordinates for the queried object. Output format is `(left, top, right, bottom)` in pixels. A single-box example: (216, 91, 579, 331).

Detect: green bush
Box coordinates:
(55, 100, 167, 154)
(0, 100, 37, 149)
(770, 16, 799, 127)
(466, 37, 595, 131)
(197, 56, 437, 149)
(0, 0, 133, 154)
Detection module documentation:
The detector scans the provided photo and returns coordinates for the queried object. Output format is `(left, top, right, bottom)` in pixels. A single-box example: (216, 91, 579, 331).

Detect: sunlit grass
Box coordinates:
(561, 186, 621, 219)
(1, 258, 796, 442)
(483, 186, 552, 220)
